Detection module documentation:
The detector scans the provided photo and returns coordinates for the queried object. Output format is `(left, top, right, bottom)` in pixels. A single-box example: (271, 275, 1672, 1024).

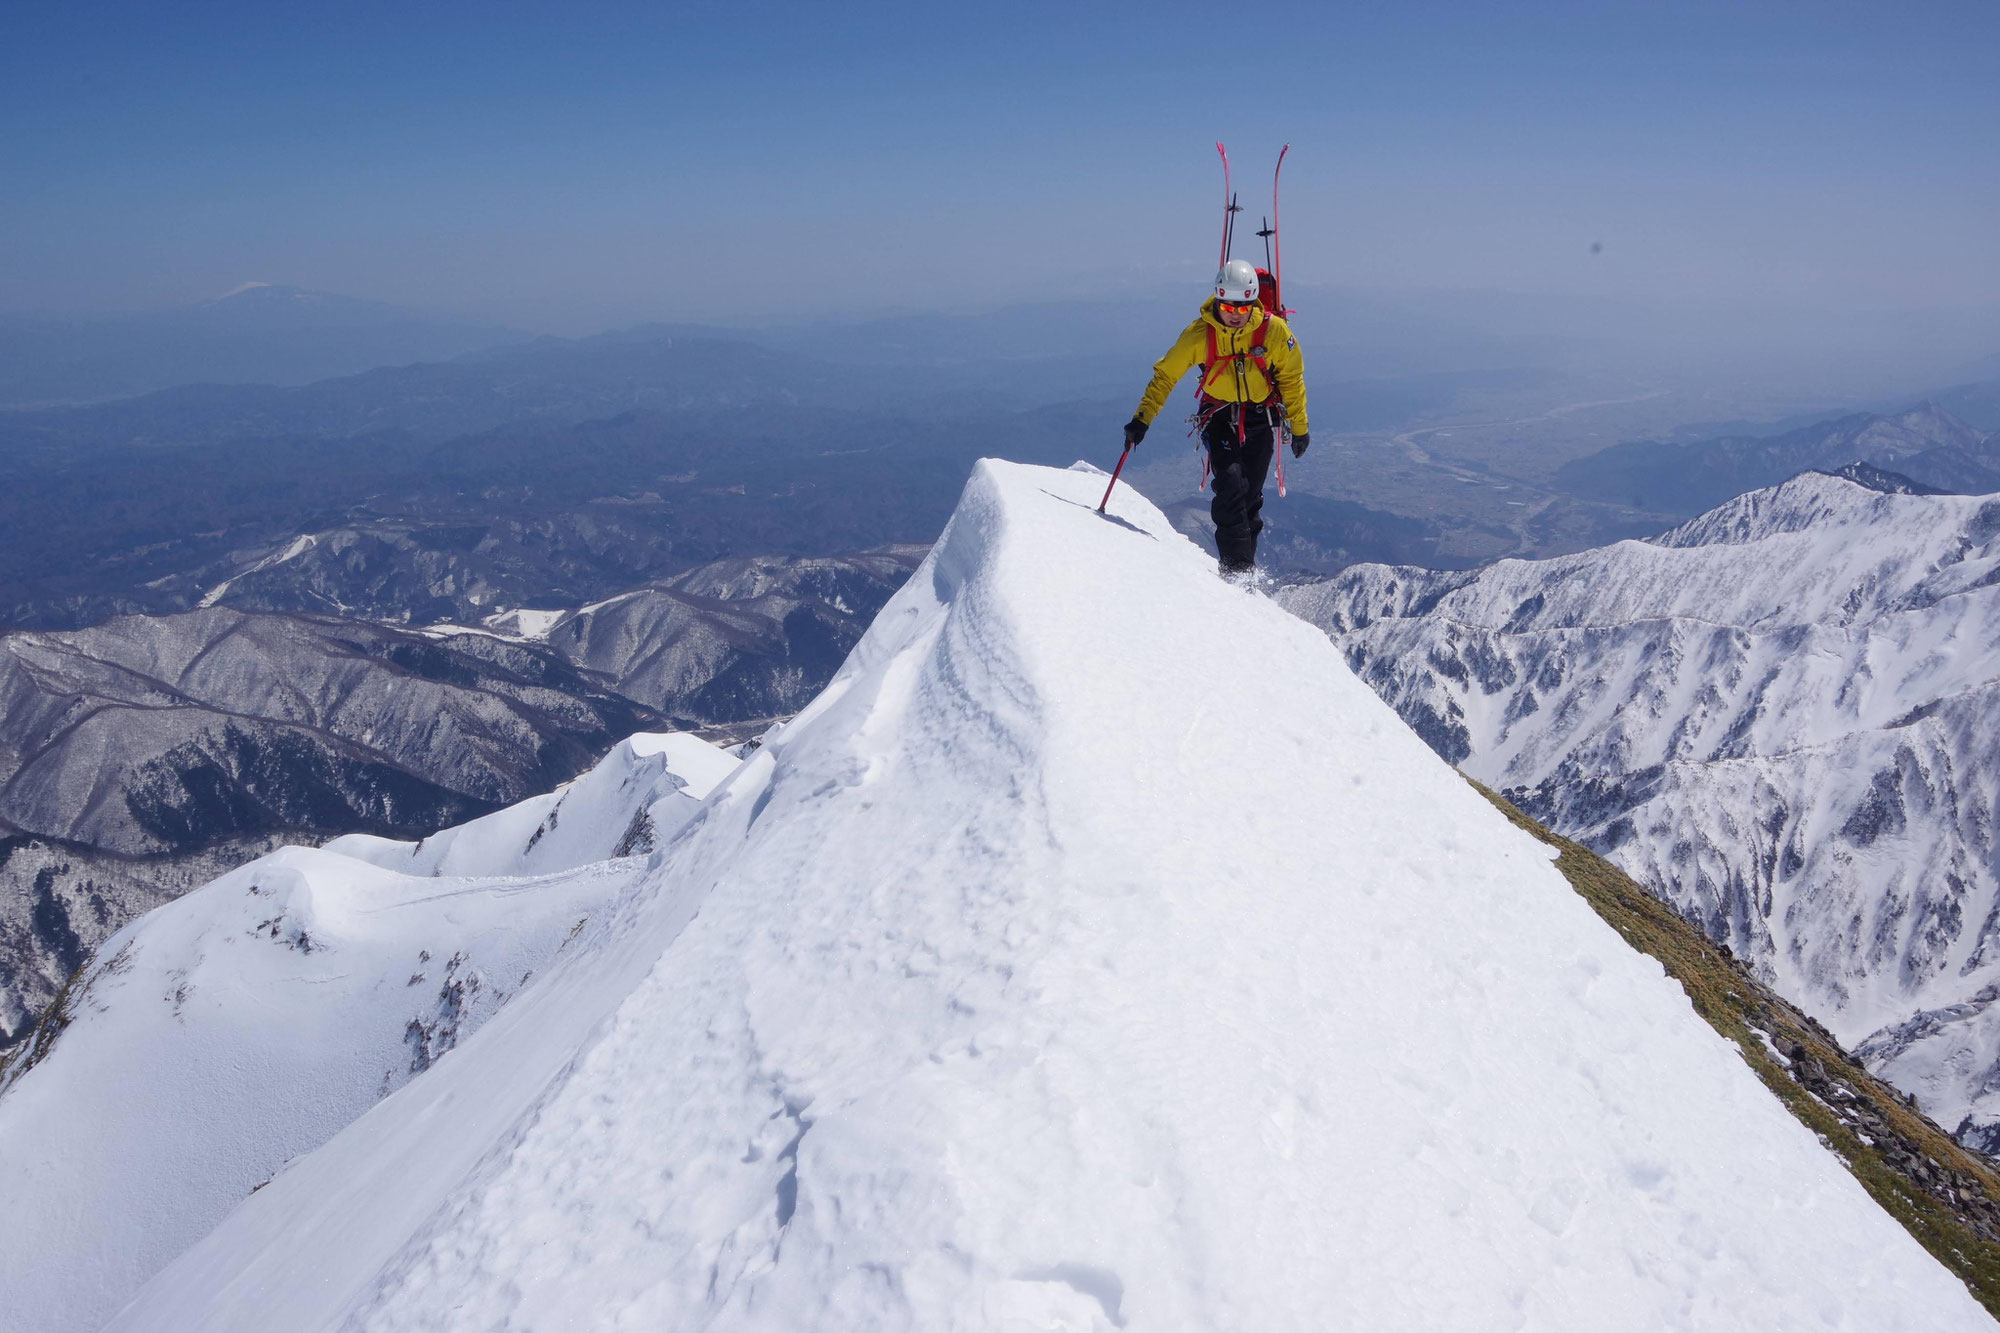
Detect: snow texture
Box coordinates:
(0, 732, 738, 1333)
(1276, 472, 2000, 1140)
(72, 463, 1997, 1329)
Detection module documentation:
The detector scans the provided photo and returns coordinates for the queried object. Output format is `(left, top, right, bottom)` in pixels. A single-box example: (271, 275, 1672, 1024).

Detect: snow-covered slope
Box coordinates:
(326, 731, 741, 879)
(96, 461, 1989, 1330)
(0, 732, 739, 1333)
(1277, 470, 2000, 1142)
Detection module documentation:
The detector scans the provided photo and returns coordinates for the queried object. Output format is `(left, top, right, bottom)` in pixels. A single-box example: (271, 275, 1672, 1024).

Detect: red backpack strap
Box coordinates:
(1201, 322, 1223, 395)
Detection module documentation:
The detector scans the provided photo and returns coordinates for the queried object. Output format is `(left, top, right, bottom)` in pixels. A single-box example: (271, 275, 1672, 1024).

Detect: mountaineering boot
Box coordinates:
(1219, 559, 1265, 591)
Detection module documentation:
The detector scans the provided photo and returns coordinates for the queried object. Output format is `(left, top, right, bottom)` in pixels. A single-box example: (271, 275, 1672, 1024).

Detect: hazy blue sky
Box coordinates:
(4, 0, 1996, 333)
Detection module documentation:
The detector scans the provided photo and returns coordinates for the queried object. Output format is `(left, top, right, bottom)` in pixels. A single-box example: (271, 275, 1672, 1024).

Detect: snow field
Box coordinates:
(103, 461, 1994, 1330)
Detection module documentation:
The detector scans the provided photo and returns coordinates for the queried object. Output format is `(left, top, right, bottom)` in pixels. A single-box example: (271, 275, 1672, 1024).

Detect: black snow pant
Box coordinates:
(1203, 402, 1279, 573)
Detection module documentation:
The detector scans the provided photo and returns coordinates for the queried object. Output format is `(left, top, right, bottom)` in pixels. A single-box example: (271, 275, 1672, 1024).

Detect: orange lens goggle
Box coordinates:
(1217, 299, 1257, 313)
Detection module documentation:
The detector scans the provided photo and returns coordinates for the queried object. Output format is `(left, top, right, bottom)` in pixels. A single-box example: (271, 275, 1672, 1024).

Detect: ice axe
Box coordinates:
(1097, 443, 1133, 513)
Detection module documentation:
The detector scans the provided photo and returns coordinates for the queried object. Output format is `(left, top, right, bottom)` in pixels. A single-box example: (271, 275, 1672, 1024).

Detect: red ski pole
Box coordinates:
(1098, 443, 1133, 512)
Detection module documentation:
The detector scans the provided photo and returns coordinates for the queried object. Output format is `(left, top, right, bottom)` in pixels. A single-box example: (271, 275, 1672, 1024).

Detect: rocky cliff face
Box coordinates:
(1277, 469, 2000, 1145)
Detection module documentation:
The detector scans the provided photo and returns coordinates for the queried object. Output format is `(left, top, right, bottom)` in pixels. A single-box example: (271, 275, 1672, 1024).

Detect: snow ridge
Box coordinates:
(86, 461, 1990, 1331)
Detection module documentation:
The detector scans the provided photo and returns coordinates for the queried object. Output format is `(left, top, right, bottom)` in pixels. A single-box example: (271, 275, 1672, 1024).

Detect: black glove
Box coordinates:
(1290, 432, 1310, 459)
(1123, 417, 1148, 448)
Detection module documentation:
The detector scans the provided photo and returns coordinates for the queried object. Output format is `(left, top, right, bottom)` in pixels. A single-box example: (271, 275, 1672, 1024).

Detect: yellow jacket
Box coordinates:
(1133, 300, 1309, 435)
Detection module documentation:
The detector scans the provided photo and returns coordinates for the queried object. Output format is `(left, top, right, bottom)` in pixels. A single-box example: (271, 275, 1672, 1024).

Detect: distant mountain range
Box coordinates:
(1552, 403, 2000, 516)
(0, 390, 1083, 630)
(0, 546, 922, 1050)
(1278, 467, 2000, 1149)
(0, 324, 914, 459)
(0, 608, 659, 1047)
(0, 308, 1517, 627)
(27, 285, 1986, 631)
(0, 308, 1144, 631)
(0, 347, 1633, 630)
(0, 284, 530, 406)
(526, 548, 927, 723)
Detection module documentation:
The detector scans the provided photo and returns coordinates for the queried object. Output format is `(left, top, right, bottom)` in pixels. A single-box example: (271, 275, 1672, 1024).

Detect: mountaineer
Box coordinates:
(1123, 258, 1309, 577)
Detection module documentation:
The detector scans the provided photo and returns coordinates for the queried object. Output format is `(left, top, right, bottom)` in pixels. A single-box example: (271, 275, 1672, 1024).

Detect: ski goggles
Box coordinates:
(1216, 299, 1258, 314)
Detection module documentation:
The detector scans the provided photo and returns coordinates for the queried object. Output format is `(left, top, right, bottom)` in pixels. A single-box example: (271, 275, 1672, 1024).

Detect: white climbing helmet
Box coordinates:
(1214, 258, 1260, 304)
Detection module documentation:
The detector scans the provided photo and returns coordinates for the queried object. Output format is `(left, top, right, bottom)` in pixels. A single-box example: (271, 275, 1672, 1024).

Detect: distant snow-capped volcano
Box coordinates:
(1279, 468, 2000, 1144)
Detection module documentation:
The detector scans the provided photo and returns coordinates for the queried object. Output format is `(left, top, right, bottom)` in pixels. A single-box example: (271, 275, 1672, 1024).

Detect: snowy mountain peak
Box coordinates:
(1647, 466, 1936, 548)
(1281, 469, 2000, 1156)
(1817, 460, 1946, 495)
(61, 460, 1987, 1330)
(1622, 474, 2000, 626)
